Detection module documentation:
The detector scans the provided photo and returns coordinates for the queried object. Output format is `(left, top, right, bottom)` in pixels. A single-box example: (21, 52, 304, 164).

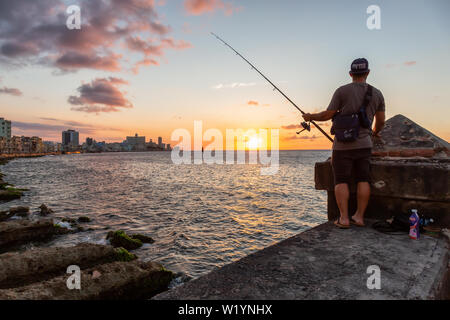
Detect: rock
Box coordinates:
(106, 230, 143, 250)
(38, 204, 53, 216)
(0, 260, 174, 300)
(114, 247, 137, 262)
(173, 272, 193, 284)
(0, 219, 59, 250)
(61, 217, 77, 224)
(53, 221, 73, 232)
(77, 216, 91, 223)
(0, 187, 23, 202)
(9, 206, 30, 217)
(0, 243, 119, 289)
(0, 210, 14, 222)
(130, 233, 155, 244)
(91, 270, 102, 279)
(373, 114, 449, 158)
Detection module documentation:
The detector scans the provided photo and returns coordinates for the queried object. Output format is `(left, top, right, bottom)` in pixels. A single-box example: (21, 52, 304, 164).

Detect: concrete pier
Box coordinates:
(155, 221, 449, 300)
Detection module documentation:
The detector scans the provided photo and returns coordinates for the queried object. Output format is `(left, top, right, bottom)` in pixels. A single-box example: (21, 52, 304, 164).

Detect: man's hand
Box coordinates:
(302, 113, 313, 122)
(303, 110, 336, 122)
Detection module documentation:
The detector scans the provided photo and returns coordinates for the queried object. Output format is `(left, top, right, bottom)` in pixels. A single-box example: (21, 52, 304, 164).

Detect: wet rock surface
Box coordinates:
(0, 156, 172, 300)
(0, 243, 118, 289)
(0, 210, 13, 221)
(38, 204, 53, 216)
(77, 216, 91, 223)
(9, 206, 30, 217)
(130, 233, 155, 244)
(0, 255, 173, 300)
(106, 230, 143, 250)
(0, 219, 58, 251)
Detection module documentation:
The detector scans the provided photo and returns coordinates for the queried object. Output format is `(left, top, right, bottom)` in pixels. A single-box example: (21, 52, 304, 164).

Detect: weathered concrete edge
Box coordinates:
(412, 235, 450, 299)
(433, 231, 450, 299)
(154, 222, 450, 300)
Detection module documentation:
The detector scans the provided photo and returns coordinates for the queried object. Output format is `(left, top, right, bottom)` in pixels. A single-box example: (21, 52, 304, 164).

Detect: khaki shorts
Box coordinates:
(331, 148, 372, 185)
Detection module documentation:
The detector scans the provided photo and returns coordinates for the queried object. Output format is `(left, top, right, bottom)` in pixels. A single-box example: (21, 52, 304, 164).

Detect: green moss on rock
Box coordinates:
(0, 187, 24, 201)
(106, 230, 143, 250)
(114, 247, 137, 262)
(130, 233, 155, 244)
(142, 265, 175, 295)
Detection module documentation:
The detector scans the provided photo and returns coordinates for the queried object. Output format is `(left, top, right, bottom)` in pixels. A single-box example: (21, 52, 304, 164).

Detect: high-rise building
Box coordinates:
(125, 133, 146, 151)
(86, 137, 93, 146)
(62, 129, 79, 146)
(0, 118, 11, 138)
(158, 136, 162, 147)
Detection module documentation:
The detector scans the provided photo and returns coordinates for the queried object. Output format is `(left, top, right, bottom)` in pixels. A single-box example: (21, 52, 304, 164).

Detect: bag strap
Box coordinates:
(361, 84, 373, 111)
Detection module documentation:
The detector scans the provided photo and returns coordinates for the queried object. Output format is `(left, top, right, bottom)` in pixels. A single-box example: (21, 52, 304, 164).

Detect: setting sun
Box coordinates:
(246, 136, 262, 150)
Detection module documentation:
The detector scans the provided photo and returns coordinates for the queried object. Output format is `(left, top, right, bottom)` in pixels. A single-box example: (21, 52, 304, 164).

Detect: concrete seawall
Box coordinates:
(315, 158, 450, 227)
(155, 221, 449, 300)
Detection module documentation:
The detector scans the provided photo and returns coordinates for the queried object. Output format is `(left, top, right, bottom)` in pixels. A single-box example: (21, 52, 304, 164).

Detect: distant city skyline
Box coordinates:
(0, 1, 449, 149)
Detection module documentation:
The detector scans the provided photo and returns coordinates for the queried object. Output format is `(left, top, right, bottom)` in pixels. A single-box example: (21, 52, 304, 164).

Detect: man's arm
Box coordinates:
(302, 110, 336, 122)
(303, 87, 340, 122)
(373, 111, 385, 137)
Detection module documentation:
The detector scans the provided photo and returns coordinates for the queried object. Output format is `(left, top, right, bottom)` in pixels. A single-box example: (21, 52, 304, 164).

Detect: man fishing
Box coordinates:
(211, 36, 385, 228)
(302, 58, 386, 228)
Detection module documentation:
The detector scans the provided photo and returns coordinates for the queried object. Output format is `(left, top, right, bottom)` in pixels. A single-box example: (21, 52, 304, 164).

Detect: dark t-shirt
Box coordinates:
(327, 82, 385, 150)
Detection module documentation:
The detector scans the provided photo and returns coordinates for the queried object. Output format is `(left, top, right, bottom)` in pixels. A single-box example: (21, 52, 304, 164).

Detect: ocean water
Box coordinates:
(1, 150, 331, 279)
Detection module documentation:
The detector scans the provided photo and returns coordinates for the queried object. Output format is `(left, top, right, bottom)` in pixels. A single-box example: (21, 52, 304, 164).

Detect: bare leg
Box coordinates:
(334, 183, 350, 225)
(352, 182, 370, 225)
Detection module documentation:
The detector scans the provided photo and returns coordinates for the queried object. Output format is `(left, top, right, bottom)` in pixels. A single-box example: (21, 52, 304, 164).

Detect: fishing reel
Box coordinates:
(296, 122, 311, 135)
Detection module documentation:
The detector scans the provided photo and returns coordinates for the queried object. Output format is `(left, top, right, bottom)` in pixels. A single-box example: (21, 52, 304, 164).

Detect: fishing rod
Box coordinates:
(211, 32, 334, 143)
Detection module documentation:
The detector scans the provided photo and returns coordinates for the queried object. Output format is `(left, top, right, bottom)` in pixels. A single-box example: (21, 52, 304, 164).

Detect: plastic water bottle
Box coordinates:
(409, 209, 420, 240)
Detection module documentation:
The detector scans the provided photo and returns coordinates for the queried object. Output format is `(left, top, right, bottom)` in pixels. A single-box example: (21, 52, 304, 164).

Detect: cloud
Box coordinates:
(1, 42, 38, 57)
(184, 0, 237, 16)
(0, 0, 191, 73)
(13, 121, 80, 133)
(39, 117, 123, 131)
(68, 77, 133, 114)
(281, 124, 302, 130)
(282, 122, 330, 130)
(212, 82, 256, 89)
(246, 100, 270, 107)
(283, 134, 320, 141)
(125, 36, 191, 73)
(403, 61, 417, 66)
(55, 52, 122, 72)
(385, 61, 417, 68)
(0, 86, 22, 96)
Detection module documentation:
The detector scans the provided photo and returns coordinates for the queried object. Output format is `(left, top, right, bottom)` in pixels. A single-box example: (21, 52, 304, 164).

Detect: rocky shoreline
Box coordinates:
(0, 155, 176, 300)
